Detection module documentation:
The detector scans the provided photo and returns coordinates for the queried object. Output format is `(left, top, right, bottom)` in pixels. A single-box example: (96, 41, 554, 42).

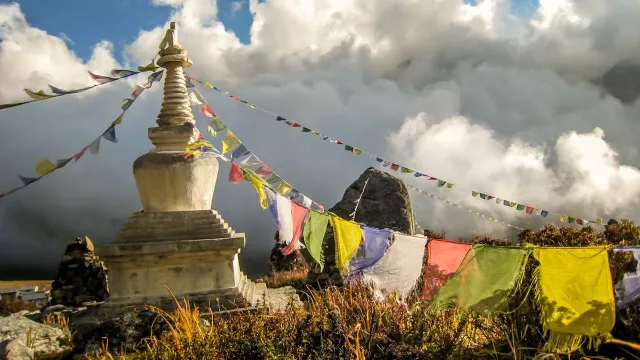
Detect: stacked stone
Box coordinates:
(51, 237, 109, 306)
(269, 232, 307, 273)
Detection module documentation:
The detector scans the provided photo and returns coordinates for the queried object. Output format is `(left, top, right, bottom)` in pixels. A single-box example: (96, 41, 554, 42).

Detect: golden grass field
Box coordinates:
(0, 280, 52, 290)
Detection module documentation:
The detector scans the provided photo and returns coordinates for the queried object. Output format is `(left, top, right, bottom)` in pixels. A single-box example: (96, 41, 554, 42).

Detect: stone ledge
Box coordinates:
(96, 236, 246, 258)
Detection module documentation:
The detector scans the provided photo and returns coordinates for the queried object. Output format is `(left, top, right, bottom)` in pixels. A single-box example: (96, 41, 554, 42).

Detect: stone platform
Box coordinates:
(96, 210, 262, 312)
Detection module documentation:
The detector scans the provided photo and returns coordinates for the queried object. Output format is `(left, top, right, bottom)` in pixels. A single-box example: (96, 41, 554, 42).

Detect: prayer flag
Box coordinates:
(331, 215, 363, 272)
(421, 239, 471, 301)
(228, 162, 244, 184)
(353, 148, 362, 155)
(137, 62, 158, 72)
(88, 71, 117, 84)
(487, 196, 494, 200)
(263, 173, 280, 185)
(349, 226, 391, 274)
(102, 126, 118, 143)
(560, 216, 568, 223)
(131, 85, 144, 99)
(613, 247, 640, 308)
(88, 138, 101, 155)
(207, 118, 227, 136)
(146, 70, 164, 86)
(188, 89, 205, 105)
(121, 98, 134, 111)
(231, 144, 251, 161)
(503, 200, 510, 206)
(243, 169, 269, 209)
(255, 164, 273, 177)
(390, 164, 400, 171)
(201, 104, 217, 118)
(275, 180, 293, 196)
(516, 204, 525, 211)
(48, 85, 75, 95)
(221, 130, 241, 154)
(302, 127, 312, 133)
(73, 147, 88, 162)
(35, 159, 57, 176)
(401, 167, 413, 173)
(414, 172, 423, 177)
(56, 158, 71, 167)
(281, 201, 309, 255)
(533, 247, 615, 353)
(362, 234, 427, 301)
(112, 113, 124, 125)
(376, 158, 384, 163)
(526, 206, 534, 214)
(19, 175, 40, 186)
(24, 89, 54, 100)
(112, 69, 138, 77)
(568, 217, 576, 224)
(239, 154, 262, 167)
(437, 180, 446, 187)
(446, 183, 454, 188)
(480, 193, 487, 199)
(276, 116, 286, 121)
(303, 211, 329, 271)
(472, 191, 479, 197)
(432, 245, 530, 313)
(345, 145, 354, 152)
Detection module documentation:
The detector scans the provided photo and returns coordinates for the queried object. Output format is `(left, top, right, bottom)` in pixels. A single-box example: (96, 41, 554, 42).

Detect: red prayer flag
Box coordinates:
(292, 122, 301, 128)
(228, 162, 244, 184)
(526, 206, 534, 214)
(255, 164, 273, 177)
(280, 202, 309, 255)
(390, 164, 400, 171)
(421, 239, 472, 300)
(73, 147, 88, 162)
(200, 104, 217, 118)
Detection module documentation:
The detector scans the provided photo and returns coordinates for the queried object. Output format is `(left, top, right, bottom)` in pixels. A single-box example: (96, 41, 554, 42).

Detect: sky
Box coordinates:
(1, 0, 640, 280)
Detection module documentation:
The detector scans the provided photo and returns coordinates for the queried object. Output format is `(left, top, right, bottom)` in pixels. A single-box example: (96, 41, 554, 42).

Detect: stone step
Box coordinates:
(122, 217, 231, 230)
(114, 230, 236, 243)
(252, 283, 268, 308)
(128, 210, 226, 221)
(116, 225, 235, 239)
(118, 225, 232, 238)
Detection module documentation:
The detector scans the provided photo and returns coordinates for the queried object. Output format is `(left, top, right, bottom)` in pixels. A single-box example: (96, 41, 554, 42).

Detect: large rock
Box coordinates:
(51, 236, 109, 306)
(0, 312, 71, 359)
(306, 167, 415, 285)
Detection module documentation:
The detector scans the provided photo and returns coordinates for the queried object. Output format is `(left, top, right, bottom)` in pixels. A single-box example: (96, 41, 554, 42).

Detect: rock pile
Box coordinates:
(269, 231, 307, 272)
(306, 167, 415, 285)
(51, 236, 109, 306)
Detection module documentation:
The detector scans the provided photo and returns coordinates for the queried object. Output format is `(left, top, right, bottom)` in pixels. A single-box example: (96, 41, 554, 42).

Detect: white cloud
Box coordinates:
(230, 1, 243, 15)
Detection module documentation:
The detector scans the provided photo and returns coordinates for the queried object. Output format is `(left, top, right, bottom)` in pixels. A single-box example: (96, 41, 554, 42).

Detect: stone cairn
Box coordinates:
(51, 236, 109, 306)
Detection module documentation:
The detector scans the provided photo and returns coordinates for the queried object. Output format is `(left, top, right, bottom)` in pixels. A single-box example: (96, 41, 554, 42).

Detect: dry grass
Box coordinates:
(259, 265, 309, 289)
(0, 280, 53, 290)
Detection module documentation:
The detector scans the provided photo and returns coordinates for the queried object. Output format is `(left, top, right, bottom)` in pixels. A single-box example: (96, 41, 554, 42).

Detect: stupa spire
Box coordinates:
(149, 21, 197, 151)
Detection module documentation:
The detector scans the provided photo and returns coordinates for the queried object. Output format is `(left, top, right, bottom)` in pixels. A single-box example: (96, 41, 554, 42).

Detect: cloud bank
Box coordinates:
(1, 0, 640, 279)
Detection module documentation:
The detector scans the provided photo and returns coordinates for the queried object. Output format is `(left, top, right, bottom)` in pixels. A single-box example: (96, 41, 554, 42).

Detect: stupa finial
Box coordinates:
(148, 21, 197, 151)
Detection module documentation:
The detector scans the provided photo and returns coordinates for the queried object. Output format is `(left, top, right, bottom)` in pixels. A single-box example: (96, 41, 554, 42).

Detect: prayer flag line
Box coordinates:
(0, 60, 159, 111)
(185, 73, 610, 228)
(0, 69, 164, 201)
(184, 88, 524, 239)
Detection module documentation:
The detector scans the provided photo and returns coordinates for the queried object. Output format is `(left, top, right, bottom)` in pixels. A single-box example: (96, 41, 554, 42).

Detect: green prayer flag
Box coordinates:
(137, 62, 158, 72)
(568, 217, 576, 224)
(303, 211, 329, 271)
(431, 244, 529, 313)
(437, 180, 446, 187)
(516, 204, 525, 211)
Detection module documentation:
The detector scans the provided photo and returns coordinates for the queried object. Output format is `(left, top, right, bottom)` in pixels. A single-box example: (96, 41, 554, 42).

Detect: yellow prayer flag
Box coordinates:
(446, 183, 455, 188)
(275, 180, 292, 196)
(35, 159, 57, 176)
(24, 89, 54, 100)
(221, 130, 241, 154)
(112, 113, 123, 125)
(244, 171, 268, 209)
(204, 81, 213, 88)
(353, 148, 362, 155)
(533, 247, 614, 352)
(596, 217, 603, 225)
(560, 216, 568, 223)
(330, 215, 362, 271)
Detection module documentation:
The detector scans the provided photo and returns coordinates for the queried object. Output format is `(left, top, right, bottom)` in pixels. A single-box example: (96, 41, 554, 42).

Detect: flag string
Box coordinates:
(185, 86, 525, 235)
(0, 69, 164, 201)
(0, 59, 159, 112)
(185, 73, 610, 228)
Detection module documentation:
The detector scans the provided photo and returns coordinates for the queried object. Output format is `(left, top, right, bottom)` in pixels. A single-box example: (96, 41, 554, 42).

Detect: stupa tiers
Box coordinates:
(95, 22, 265, 311)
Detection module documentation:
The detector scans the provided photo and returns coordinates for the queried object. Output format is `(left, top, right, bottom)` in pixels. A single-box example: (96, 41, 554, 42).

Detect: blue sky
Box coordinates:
(3, 0, 537, 63)
(0, 0, 255, 61)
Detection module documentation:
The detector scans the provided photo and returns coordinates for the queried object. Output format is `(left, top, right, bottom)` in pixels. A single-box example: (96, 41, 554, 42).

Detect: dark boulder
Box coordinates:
(306, 167, 415, 285)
